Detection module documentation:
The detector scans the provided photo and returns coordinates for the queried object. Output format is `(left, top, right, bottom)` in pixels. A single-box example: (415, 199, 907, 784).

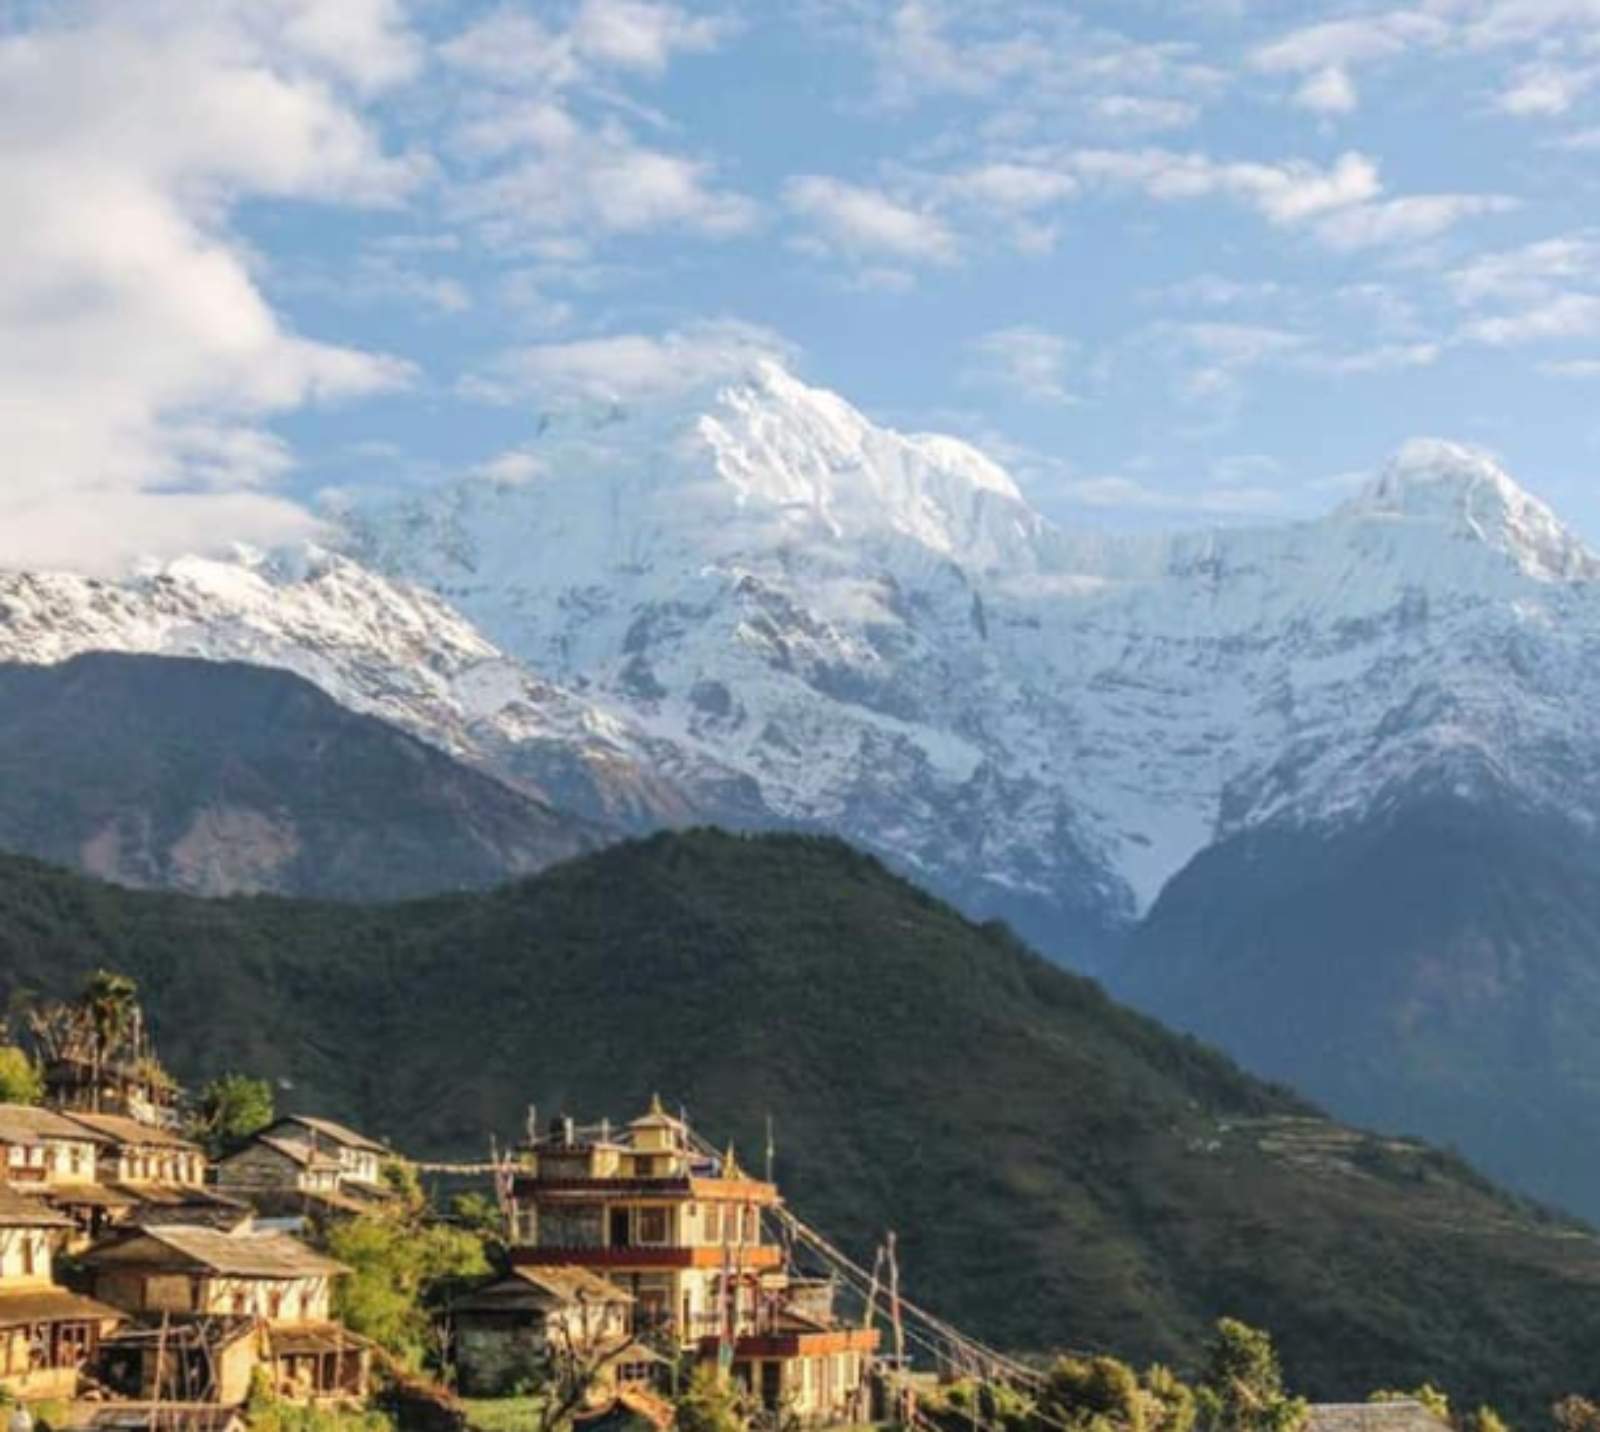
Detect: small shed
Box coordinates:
(1307, 1404, 1454, 1432)
(450, 1267, 633, 1396)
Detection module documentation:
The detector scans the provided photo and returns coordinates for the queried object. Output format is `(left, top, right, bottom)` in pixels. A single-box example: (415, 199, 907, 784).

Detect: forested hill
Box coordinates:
(1, 831, 1597, 1417)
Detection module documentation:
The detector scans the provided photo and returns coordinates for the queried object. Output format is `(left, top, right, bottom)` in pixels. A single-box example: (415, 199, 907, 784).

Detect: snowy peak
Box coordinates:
(622, 359, 1043, 565)
(1342, 439, 1600, 583)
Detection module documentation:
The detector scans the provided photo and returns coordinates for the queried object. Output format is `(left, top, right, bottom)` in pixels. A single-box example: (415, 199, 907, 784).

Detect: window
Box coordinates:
(704, 1207, 721, 1244)
(742, 1207, 757, 1243)
(21, 1237, 35, 1278)
(540, 1204, 604, 1249)
(637, 1208, 668, 1245)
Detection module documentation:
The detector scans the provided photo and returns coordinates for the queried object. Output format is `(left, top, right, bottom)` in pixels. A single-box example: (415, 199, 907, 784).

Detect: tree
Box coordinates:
(675, 1366, 748, 1432)
(0, 1047, 42, 1105)
(191, 1074, 275, 1155)
(449, 1191, 508, 1263)
(1195, 1320, 1307, 1432)
(1043, 1355, 1146, 1432)
(324, 1211, 489, 1370)
(81, 970, 138, 1112)
(1555, 1397, 1600, 1432)
(1145, 1365, 1198, 1432)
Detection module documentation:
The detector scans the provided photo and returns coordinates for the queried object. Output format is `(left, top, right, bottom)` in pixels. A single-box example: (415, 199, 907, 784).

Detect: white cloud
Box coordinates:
(965, 328, 1078, 405)
(1301, 342, 1442, 375)
(1294, 66, 1359, 114)
(784, 176, 958, 263)
(934, 164, 1079, 211)
(1464, 292, 1600, 344)
(1251, 14, 1446, 72)
(442, 5, 754, 253)
(1070, 148, 1381, 227)
(1312, 194, 1518, 250)
(454, 104, 758, 243)
(462, 320, 793, 405)
(1089, 95, 1200, 134)
(1447, 235, 1600, 303)
(1539, 358, 1600, 377)
(0, 0, 417, 576)
(1495, 60, 1600, 115)
(570, 0, 728, 73)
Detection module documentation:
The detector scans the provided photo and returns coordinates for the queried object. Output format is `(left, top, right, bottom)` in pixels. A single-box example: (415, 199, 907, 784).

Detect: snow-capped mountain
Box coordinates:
(0, 546, 693, 831)
(5, 360, 1600, 965)
(337, 365, 1600, 959)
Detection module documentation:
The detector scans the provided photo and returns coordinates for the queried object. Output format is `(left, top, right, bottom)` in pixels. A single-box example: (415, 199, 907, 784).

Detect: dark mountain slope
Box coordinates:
(1118, 777, 1600, 1222)
(0, 653, 603, 899)
(1, 832, 1598, 1415)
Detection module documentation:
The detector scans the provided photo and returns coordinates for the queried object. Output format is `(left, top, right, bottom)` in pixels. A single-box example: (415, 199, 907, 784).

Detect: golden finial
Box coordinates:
(723, 1141, 741, 1178)
(649, 1092, 666, 1116)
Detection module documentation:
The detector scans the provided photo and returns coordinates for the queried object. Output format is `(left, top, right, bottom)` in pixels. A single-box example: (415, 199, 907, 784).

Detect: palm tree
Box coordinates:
(80, 970, 137, 1113)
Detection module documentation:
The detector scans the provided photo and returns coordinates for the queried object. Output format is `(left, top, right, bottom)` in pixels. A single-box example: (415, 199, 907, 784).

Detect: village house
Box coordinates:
(61, 1113, 205, 1190)
(0, 1188, 124, 1402)
(84, 1221, 371, 1407)
(260, 1116, 389, 1193)
(505, 1099, 878, 1424)
(0, 1104, 136, 1245)
(56, 1111, 246, 1230)
(215, 1115, 391, 1216)
(450, 1265, 636, 1396)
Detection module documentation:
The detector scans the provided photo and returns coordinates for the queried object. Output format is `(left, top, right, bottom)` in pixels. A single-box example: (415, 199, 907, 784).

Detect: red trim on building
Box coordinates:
(511, 1246, 784, 1271)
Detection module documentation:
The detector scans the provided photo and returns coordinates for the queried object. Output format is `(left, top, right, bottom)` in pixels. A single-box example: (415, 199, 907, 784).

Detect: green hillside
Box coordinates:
(1, 831, 1597, 1418)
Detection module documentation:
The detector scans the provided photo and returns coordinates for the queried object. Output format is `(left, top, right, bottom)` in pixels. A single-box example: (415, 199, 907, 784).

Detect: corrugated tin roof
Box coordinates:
(0, 1103, 114, 1145)
(61, 1113, 201, 1151)
(0, 1187, 72, 1227)
(514, 1267, 634, 1302)
(273, 1115, 386, 1155)
(84, 1224, 348, 1279)
(454, 1267, 632, 1316)
(1308, 1404, 1452, 1432)
(0, 1286, 125, 1326)
(45, 1183, 140, 1210)
(268, 1322, 375, 1356)
(241, 1135, 342, 1171)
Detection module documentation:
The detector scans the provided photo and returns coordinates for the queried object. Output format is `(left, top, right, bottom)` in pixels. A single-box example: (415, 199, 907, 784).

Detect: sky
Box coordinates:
(7, 0, 1600, 574)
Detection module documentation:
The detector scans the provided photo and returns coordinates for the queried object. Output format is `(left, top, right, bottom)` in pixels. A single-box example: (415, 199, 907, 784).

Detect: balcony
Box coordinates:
(513, 1245, 783, 1271)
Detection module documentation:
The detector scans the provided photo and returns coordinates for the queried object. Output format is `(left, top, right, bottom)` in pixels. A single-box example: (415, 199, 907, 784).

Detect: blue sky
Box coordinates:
(7, 0, 1600, 573)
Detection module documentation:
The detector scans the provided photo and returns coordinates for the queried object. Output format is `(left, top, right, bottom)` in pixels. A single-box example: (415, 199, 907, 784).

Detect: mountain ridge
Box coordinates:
(0, 651, 604, 899)
(0, 830, 1597, 1421)
(4, 367, 1599, 966)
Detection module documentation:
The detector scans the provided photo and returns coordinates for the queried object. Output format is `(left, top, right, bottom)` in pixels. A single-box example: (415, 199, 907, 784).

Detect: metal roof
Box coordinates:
(61, 1113, 201, 1151)
(271, 1115, 386, 1155)
(84, 1224, 348, 1279)
(0, 1103, 114, 1145)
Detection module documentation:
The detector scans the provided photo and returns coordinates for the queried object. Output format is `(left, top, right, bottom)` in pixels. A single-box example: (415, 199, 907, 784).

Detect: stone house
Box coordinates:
(450, 1266, 634, 1396)
(258, 1117, 388, 1194)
